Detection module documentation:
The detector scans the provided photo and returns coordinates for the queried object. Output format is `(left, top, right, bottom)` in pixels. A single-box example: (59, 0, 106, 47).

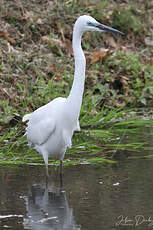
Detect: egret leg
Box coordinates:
(45, 169, 49, 186)
(60, 174, 63, 191)
(60, 160, 63, 175)
(46, 165, 49, 178)
(60, 160, 63, 188)
(42, 152, 49, 178)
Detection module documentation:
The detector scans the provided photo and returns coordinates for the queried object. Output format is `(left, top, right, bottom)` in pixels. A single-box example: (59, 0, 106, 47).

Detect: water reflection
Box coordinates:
(23, 182, 80, 230)
(1, 159, 153, 230)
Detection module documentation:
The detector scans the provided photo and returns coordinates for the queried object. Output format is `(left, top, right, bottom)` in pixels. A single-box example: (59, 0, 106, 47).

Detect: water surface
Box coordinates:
(1, 158, 153, 230)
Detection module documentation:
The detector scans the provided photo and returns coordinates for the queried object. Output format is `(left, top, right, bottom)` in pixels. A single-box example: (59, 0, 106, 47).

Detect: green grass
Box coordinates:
(1, 110, 153, 166)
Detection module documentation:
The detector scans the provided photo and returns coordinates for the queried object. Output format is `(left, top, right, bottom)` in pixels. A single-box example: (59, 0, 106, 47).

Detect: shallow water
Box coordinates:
(1, 158, 153, 230)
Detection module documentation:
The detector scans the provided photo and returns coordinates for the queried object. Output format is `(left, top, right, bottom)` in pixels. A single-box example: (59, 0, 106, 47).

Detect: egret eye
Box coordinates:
(87, 21, 94, 26)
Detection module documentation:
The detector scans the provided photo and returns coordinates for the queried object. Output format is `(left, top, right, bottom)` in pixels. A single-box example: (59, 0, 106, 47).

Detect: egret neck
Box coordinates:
(67, 25, 86, 120)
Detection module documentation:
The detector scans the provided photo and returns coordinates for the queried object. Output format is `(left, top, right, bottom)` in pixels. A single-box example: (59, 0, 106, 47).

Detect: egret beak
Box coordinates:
(88, 21, 124, 35)
(96, 23, 124, 35)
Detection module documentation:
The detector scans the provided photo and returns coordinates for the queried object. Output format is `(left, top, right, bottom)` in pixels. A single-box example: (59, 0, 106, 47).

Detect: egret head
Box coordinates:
(75, 15, 123, 35)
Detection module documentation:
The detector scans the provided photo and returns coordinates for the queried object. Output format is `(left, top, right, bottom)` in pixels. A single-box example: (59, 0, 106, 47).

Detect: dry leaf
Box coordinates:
(145, 38, 153, 47)
(56, 21, 61, 33)
(27, 54, 37, 61)
(42, 36, 64, 48)
(90, 48, 109, 64)
(145, 58, 153, 65)
(65, 0, 73, 4)
(121, 76, 129, 86)
(48, 65, 56, 74)
(47, 65, 63, 81)
(36, 18, 43, 25)
(0, 31, 15, 45)
(2, 88, 11, 99)
(120, 46, 127, 52)
(23, 11, 34, 22)
(42, 35, 49, 43)
(54, 73, 61, 82)
(115, 101, 126, 107)
(65, 39, 73, 54)
(56, 21, 65, 41)
(52, 38, 64, 49)
(106, 36, 118, 49)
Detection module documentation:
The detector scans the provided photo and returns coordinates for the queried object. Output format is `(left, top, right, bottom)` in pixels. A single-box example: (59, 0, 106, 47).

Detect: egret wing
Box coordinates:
(26, 114, 56, 146)
(23, 97, 68, 146)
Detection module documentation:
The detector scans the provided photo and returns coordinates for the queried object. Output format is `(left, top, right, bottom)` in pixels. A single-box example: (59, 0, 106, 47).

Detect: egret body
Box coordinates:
(23, 15, 123, 177)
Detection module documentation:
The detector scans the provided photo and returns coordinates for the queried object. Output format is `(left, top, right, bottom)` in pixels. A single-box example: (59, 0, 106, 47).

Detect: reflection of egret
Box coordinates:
(23, 15, 123, 177)
(23, 183, 80, 230)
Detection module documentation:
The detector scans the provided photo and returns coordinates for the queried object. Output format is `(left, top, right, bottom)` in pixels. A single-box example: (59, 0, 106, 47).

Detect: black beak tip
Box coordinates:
(109, 28, 124, 36)
(119, 31, 124, 36)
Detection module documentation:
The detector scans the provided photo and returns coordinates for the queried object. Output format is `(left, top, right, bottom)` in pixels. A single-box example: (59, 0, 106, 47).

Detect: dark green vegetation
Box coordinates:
(0, 0, 153, 166)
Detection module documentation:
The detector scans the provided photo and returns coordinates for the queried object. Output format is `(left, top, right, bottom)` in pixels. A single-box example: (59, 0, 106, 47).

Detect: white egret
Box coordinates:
(22, 15, 123, 177)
